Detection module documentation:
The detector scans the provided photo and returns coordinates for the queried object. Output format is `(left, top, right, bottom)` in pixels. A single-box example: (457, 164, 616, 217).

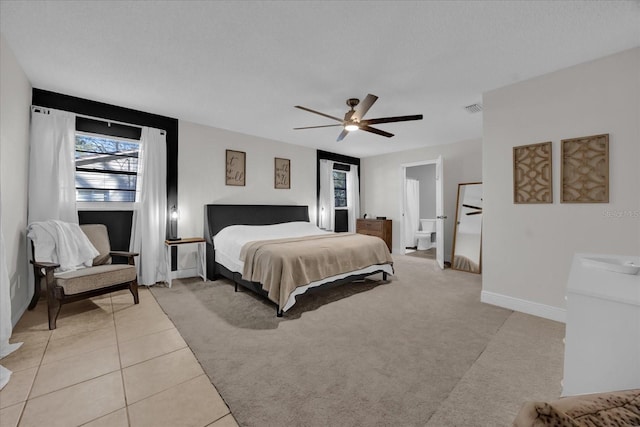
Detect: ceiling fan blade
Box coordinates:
(360, 125, 394, 138)
(336, 129, 349, 142)
(361, 114, 423, 125)
(294, 124, 344, 130)
(352, 94, 378, 121)
(295, 106, 343, 123)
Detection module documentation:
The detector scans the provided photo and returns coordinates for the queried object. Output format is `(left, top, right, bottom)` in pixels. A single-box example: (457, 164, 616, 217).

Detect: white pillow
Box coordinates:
(214, 221, 330, 262)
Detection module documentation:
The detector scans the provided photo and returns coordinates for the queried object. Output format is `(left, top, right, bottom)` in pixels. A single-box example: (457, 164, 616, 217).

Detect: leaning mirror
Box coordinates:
(451, 182, 483, 274)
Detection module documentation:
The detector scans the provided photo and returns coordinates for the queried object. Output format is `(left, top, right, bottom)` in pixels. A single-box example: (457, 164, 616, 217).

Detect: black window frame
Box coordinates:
(333, 170, 347, 208)
(74, 131, 141, 203)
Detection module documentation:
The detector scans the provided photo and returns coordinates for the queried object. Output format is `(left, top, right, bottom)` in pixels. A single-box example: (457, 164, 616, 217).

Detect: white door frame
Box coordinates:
(400, 156, 445, 269)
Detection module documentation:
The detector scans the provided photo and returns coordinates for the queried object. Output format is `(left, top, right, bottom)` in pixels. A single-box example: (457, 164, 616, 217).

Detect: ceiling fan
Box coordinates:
(294, 94, 423, 142)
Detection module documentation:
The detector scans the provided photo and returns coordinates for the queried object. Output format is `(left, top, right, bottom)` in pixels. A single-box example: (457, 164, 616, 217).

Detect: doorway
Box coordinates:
(400, 156, 444, 269)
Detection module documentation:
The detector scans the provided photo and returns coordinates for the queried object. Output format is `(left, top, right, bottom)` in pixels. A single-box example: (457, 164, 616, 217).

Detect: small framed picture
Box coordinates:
(274, 158, 290, 189)
(226, 150, 245, 186)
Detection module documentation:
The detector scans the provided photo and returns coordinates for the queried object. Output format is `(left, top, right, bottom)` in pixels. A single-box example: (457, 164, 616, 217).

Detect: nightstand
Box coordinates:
(164, 237, 206, 288)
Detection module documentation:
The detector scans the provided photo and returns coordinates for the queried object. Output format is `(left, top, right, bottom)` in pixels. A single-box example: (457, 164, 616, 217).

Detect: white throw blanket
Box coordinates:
(27, 220, 99, 272)
(1, 219, 22, 389)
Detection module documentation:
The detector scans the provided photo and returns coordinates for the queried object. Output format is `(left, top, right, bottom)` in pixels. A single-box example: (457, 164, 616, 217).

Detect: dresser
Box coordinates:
(356, 219, 392, 253)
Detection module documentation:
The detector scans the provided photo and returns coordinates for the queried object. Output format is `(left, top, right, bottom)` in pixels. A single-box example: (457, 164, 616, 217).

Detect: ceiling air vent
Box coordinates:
(464, 103, 483, 114)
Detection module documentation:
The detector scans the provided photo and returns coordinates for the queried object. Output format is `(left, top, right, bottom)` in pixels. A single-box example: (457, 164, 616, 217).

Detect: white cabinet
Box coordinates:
(562, 253, 640, 396)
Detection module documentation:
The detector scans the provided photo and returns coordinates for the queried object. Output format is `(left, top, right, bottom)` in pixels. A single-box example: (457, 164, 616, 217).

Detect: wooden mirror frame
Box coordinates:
(451, 182, 483, 274)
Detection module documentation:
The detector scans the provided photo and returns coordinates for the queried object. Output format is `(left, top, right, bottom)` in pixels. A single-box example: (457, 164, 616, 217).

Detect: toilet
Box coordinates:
(415, 219, 436, 250)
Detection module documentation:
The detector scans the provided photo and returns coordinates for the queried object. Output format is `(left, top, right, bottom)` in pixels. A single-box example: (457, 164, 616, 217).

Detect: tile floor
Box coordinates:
(0, 286, 239, 427)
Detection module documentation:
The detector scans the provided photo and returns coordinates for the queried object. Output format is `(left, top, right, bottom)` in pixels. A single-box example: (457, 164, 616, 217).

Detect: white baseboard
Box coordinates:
(481, 290, 566, 323)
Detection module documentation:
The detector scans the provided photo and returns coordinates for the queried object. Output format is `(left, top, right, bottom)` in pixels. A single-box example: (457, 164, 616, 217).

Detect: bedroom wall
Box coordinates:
(406, 164, 437, 220)
(177, 120, 317, 269)
(482, 47, 640, 322)
(361, 138, 482, 259)
(0, 34, 32, 325)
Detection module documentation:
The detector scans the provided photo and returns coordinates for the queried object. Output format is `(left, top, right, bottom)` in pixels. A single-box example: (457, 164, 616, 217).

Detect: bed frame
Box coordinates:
(204, 204, 389, 316)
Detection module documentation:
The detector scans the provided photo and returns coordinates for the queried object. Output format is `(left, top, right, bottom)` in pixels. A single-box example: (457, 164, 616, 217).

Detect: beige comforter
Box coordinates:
(240, 233, 393, 309)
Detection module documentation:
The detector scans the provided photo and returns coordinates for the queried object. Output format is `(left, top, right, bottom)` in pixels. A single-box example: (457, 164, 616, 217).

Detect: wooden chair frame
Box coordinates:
(29, 244, 139, 330)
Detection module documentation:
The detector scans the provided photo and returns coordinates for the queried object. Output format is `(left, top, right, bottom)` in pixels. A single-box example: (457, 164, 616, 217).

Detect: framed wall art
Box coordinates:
(513, 141, 553, 204)
(561, 134, 609, 203)
(274, 157, 290, 189)
(226, 149, 246, 186)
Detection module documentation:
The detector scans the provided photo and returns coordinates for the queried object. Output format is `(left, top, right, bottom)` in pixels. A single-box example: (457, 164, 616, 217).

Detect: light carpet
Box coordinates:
(405, 248, 436, 260)
(150, 255, 564, 426)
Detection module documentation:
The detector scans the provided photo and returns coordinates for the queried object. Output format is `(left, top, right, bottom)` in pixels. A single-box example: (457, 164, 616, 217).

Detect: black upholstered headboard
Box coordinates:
(203, 204, 310, 280)
(204, 204, 309, 244)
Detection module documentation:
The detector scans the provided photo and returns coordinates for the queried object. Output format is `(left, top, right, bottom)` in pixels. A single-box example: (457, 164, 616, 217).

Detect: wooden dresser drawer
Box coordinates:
(356, 219, 392, 253)
(357, 220, 383, 232)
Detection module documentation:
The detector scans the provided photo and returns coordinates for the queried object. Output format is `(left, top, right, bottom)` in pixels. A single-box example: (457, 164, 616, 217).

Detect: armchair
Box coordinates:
(29, 224, 139, 329)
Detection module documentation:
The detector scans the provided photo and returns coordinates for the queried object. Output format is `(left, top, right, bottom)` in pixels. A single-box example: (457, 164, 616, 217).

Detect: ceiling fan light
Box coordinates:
(345, 124, 359, 132)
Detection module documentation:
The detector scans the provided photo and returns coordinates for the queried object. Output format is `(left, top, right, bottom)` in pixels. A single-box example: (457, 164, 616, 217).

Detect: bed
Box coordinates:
(204, 204, 394, 316)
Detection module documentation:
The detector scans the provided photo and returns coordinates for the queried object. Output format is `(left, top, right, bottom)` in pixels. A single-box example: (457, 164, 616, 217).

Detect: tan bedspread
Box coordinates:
(240, 233, 393, 309)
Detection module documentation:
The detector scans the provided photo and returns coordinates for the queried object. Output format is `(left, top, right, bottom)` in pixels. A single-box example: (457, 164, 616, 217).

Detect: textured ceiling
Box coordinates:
(1, 1, 639, 158)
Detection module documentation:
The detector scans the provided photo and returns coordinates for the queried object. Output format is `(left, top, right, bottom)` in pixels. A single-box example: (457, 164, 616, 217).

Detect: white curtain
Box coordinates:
(26, 107, 78, 317)
(130, 127, 168, 286)
(346, 165, 360, 232)
(404, 179, 420, 248)
(28, 108, 78, 224)
(318, 159, 335, 231)
(0, 192, 23, 389)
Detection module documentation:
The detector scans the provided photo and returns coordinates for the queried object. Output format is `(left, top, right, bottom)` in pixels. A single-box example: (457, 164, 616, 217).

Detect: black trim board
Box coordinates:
(76, 116, 142, 140)
(316, 150, 361, 227)
(32, 88, 179, 237)
(78, 211, 133, 264)
(33, 89, 180, 270)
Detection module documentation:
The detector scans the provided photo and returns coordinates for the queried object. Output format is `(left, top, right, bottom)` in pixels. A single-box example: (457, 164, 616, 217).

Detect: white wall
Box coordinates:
(0, 35, 32, 325)
(482, 47, 640, 322)
(177, 121, 318, 268)
(361, 138, 482, 259)
(406, 164, 437, 219)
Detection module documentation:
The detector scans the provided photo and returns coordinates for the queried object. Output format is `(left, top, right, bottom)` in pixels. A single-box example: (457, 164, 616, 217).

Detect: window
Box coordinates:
(333, 170, 347, 208)
(75, 133, 140, 202)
